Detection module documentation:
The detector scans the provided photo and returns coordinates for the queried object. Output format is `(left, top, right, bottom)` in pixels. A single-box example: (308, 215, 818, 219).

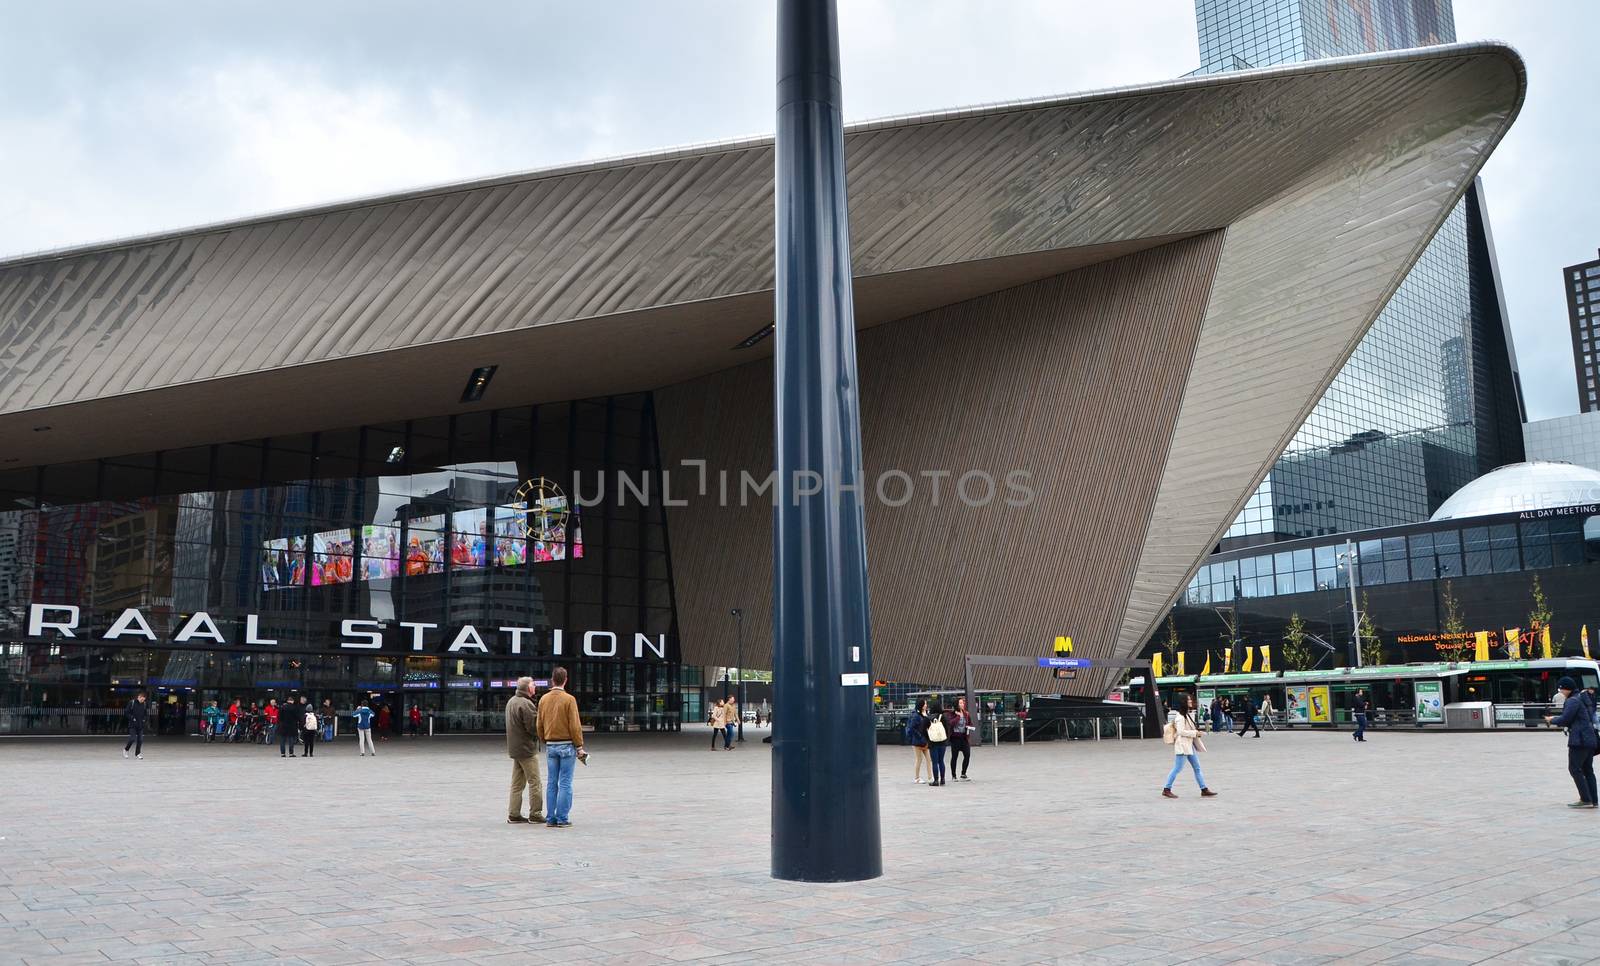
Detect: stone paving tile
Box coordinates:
(6, 729, 1600, 964)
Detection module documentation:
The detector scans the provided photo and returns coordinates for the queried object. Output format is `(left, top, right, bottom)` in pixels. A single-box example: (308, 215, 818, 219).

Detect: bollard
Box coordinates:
(428, 715, 434, 737)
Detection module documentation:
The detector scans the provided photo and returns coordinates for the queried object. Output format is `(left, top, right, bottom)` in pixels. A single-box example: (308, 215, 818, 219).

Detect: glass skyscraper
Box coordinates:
(1194, 0, 1525, 545)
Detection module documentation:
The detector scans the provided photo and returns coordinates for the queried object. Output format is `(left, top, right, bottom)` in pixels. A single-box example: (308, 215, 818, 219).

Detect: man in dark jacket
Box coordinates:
(280, 696, 305, 758)
(123, 692, 148, 759)
(505, 677, 543, 825)
(1545, 677, 1598, 808)
(1352, 691, 1369, 743)
(1235, 696, 1260, 738)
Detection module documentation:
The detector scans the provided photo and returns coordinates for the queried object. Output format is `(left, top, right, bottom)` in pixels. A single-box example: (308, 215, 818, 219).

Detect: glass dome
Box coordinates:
(1429, 461, 1600, 522)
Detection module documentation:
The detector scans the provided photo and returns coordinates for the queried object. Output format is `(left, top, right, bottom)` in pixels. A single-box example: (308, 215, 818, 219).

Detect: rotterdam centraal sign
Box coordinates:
(23, 604, 669, 660)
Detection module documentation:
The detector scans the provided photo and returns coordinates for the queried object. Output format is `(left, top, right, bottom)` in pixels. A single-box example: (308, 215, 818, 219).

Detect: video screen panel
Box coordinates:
(493, 504, 527, 567)
(360, 525, 400, 581)
(451, 508, 488, 571)
(311, 528, 354, 585)
(260, 536, 306, 591)
(405, 515, 446, 575)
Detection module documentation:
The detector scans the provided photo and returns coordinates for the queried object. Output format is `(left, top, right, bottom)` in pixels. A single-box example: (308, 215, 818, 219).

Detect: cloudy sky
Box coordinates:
(0, 1, 1592, 420)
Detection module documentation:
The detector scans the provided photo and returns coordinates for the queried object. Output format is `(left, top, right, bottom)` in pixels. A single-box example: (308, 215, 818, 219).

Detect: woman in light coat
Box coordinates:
(710, 698, 726, 750)
(1163, 694, 1217, 799)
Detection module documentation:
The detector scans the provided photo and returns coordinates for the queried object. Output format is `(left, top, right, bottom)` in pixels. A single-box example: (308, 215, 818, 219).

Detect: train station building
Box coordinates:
(0, 45, 1523, 733)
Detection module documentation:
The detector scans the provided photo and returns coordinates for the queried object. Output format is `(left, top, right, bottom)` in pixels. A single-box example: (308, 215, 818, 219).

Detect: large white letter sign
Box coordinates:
(28, 604, 79, 638)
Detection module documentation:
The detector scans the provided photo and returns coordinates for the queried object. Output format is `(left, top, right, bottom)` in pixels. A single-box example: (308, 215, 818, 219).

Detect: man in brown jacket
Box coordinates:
(505, 677, 543, 825)
(536, 666, 586, 828)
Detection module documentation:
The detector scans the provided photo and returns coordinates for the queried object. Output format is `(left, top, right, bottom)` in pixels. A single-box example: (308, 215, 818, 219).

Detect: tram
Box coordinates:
(1124, 658, 1600, 728)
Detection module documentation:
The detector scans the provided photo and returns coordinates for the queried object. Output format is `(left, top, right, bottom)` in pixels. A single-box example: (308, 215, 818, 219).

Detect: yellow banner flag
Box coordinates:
(1176, 651, 1186, 676)
(1541, 625, 1553, 660)
(1201, 652, 1212, 676)
(1474, 630, 1490, 662)
(1223, 649, 1232, 674)
(1241, 646, 1254, 673)
(1584, 625, 1591, 660)
(1505, 628, 1521, 660)
(1152, 652, 1163, 678)
(1260, 645, 1272, 674)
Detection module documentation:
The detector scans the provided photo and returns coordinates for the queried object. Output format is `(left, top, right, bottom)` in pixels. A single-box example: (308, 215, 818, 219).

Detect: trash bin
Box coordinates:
(1443, 701, 1494, 729)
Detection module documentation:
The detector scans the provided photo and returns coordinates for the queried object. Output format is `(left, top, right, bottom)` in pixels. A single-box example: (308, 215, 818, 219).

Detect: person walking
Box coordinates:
(723, 698, 738, 750)
(280, 697, 303, 757)
(1544, 676, 1598, 808)
(908, 699, 931, 784)
(709, 698, 726, 751)
(300, 701, 318, 758)
(1236, 696, 1260, 738)
(353, 700, 377, 756)
(377, 703, 392, 740)
(537, 666, 587, 828)
(1352, 690, 1370, 742)
(1162, 693, 1217, 799)
(408, 704, 422, 738)
(1209, 695, 1223, 733)
(505, 677, 544, 825)
(122, 691, 148, 759)
(947, 696, 974, 782)
(322, 700, 337, 743)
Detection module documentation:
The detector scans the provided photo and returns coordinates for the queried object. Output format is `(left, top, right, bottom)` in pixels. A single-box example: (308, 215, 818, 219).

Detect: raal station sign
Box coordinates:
(23, 603, 669, 660)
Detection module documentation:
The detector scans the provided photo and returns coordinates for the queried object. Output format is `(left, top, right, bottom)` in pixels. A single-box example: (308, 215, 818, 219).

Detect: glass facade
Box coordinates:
(0, 394, 684, 734)
(1565, 250, 1600, 412)
(1195, 0, 1454, 75)
(1197, 0, 1525, 544)
(1160, 506, 1600, 669)
(1187, 510, 1600, 605)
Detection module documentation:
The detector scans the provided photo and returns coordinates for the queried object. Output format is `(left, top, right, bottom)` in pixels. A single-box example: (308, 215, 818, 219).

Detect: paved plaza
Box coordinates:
(2, 726, 1599, 965)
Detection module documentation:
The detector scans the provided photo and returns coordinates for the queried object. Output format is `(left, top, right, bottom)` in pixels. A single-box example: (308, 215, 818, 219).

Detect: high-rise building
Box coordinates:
(1196, 0, 1526, 547)
(1565, 249, 1600, 411)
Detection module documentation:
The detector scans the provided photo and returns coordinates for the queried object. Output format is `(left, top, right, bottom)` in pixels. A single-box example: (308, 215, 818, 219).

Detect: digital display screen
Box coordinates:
(450, 508, 488, 570)
(493, 504, 527, 567)
(405, 515, 446, 575)
(312, 529, 354, 585)
(360, 525, 400, 581)
(260, 536, 306, 591)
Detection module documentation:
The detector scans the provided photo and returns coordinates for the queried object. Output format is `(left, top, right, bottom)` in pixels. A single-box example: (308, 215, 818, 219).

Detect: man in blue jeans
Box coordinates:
(1352, 690, 1369, 742)
(536, 667, 588, 828)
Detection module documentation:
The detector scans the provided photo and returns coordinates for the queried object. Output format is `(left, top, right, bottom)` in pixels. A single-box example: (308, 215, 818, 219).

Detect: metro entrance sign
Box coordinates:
(1037, 657, 1093, 669)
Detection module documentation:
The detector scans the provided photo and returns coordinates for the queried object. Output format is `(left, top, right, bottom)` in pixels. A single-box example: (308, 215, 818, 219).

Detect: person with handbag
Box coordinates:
(908, 699, 931, 784)
(1162, 693, 1217, 799)
(925, 701, 950, 787)
(946, 697, 974, 782)
(1543, 676, 1598, 808)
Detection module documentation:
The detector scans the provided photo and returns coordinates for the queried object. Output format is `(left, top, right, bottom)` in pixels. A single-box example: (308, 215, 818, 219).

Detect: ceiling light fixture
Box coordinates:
(733, 323, 775, 350)
(461, 366, 497, 403)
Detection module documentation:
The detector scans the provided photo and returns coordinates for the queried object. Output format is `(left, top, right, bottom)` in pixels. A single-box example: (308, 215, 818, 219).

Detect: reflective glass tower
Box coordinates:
(1194, 0, 1526, 545)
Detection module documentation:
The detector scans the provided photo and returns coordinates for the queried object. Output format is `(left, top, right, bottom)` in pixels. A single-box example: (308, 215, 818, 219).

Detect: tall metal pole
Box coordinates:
(771, 0, 881, 882)
(1345, 539, 1362, 668)
(733, 608, 746, 742)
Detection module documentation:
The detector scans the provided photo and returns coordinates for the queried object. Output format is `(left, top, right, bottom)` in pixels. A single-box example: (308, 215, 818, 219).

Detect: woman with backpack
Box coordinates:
(925, 701, 950, 787)
(1543, 676, 1598, 808)
(1162, 693, 1217, 799)
(907, 699, 931, 784)
(301, 704, 319, 758)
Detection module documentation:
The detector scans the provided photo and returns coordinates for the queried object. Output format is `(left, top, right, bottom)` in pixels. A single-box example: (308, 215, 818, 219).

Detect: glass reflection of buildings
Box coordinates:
(1192, 0, 1525, 546)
